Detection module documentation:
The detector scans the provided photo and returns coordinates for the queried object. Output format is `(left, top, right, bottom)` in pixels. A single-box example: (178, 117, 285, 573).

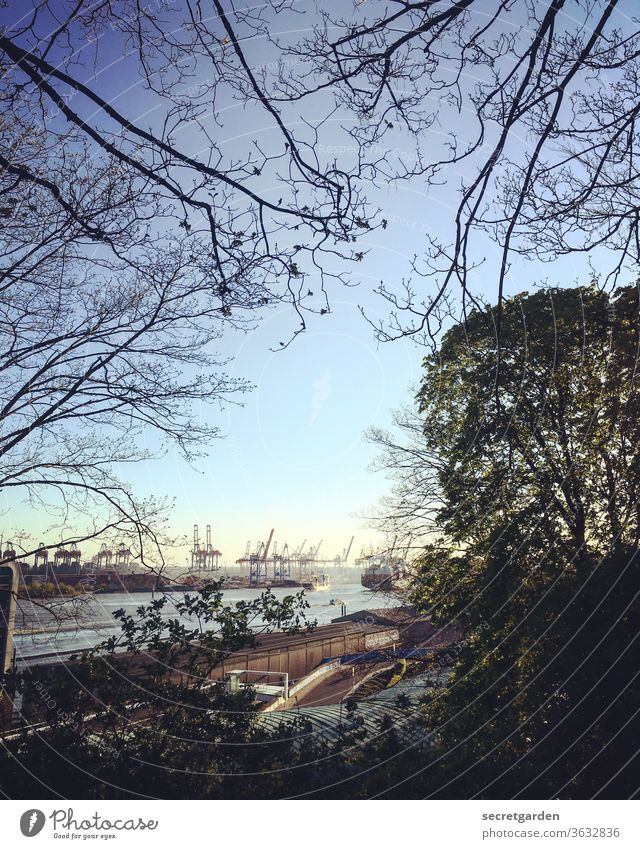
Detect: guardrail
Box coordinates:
(260, 660, 342, 713)
(261, 646, 450, 712)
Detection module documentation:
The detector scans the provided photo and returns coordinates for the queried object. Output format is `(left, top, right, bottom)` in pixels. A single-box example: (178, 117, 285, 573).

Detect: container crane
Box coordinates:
(249, 528, 274, 585)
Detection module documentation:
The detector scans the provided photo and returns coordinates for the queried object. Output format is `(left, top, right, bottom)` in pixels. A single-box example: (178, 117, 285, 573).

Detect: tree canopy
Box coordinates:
(406, 284, 640, 797)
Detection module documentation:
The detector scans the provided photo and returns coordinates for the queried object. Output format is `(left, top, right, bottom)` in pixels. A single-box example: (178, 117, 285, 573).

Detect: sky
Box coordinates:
(3, 0, 635, 567)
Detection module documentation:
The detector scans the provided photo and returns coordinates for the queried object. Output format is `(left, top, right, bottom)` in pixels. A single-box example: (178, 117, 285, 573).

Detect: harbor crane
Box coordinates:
(192, 523, 221, 571)
(335, 536, 355, 566)
(345, 536, 354, 563)
(247, 528, 275, 585)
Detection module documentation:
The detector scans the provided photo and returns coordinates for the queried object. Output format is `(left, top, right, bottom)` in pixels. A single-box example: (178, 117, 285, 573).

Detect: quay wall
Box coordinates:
(15, 621, 401, 724)
(213, 623, 399, 683)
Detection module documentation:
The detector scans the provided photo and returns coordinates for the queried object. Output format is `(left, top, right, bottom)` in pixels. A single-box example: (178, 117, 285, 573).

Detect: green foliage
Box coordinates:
(0, 583, 332, 798)
(411, 284, 640, 797)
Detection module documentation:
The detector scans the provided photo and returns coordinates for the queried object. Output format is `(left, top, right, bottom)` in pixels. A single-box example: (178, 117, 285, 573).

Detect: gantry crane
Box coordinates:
(192, 523, 222, 571)
(248, 528, 274, 585)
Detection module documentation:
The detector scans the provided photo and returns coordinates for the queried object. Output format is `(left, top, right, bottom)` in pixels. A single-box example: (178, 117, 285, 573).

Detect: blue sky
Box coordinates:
(3, 0, 632, 567)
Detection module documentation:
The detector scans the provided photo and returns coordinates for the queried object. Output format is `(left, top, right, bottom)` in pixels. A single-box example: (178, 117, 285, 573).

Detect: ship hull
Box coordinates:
(361, 574, 394, 591)
(361, 572, 407, 592)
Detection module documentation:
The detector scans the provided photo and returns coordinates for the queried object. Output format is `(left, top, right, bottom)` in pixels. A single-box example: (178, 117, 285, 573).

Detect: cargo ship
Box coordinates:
(358, 553, 409, 593)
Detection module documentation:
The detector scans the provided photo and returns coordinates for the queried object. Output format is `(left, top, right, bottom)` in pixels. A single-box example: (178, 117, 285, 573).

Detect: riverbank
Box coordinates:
(13, 582, 400, 664)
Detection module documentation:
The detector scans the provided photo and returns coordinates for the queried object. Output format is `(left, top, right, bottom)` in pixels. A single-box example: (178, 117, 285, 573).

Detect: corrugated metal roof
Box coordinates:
(258, 668, 449, 748)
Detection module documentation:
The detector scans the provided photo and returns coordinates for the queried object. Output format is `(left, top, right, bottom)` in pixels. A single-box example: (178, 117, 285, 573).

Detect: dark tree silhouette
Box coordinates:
(404, 285, 640, 798)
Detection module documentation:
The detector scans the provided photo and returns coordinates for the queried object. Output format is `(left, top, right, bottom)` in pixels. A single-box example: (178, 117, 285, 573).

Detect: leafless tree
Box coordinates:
(366, 406, 443, 543)
(257, 0, 640, 344)
(0, 1, 375, 565)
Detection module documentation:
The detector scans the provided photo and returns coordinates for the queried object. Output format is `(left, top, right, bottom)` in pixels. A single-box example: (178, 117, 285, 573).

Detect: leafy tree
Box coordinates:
(1, 583, 421, 799)
(0, 583, 322, 798)
(407, 284, 640, 798)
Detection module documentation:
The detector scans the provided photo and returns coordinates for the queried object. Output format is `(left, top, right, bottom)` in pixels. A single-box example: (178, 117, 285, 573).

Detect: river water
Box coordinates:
(14, 582, 396, 666)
